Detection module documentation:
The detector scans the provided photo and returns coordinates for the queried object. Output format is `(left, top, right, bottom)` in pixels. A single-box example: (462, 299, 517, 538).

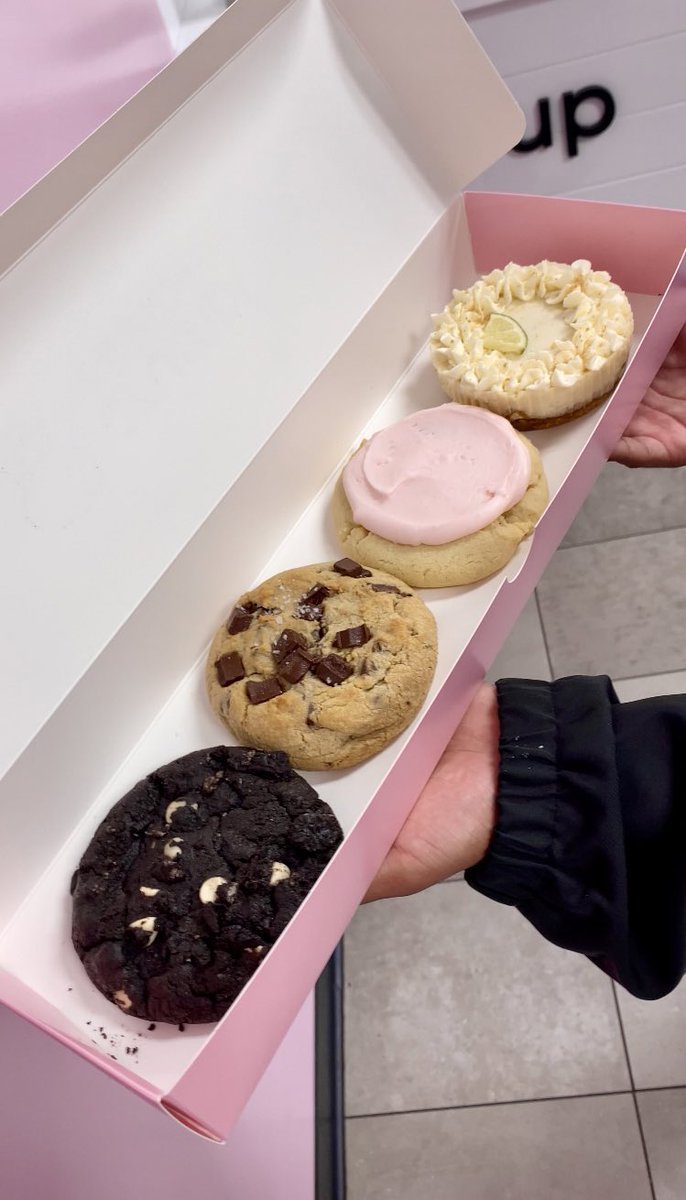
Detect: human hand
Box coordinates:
(611, 324, 686, 467)
(365, 683, 499, 902)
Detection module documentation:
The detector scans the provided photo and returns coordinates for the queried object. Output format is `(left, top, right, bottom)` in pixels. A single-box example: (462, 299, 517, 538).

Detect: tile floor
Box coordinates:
(344, 462, 686, 1199)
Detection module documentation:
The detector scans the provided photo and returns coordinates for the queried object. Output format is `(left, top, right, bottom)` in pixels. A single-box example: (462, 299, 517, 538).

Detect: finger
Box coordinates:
(610, 435, 672, 468)
(364, 845, 424, 903)
(609, 437, 645, 467)
(364, 685, 498, 903)
(448, 682, 499, 753)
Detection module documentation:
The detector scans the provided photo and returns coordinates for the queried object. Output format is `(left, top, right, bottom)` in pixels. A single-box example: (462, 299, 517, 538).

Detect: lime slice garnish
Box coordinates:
(483, 313, 528, 356)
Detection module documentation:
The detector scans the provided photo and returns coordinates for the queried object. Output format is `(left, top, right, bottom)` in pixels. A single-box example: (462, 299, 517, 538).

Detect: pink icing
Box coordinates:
(342, 404, 531, 546)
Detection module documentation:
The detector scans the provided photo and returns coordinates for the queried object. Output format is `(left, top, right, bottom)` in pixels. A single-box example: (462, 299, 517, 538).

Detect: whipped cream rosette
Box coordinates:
(430, 260, 634, 428)
(331, 404, 548, 587)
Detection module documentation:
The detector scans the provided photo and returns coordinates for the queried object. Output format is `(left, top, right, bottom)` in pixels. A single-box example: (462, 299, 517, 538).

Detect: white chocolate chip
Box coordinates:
(244, 945, 265, 958)
(129, 917, 158, 947)
(114, 990, 133, 1011)
(199, 876, 228, 905)
(191, 803, 199, 810)
(164, 800, 186, 825)
(163, 837, 183, 860)
(139, 886, 159, 898)
(269, 862, 291, 887)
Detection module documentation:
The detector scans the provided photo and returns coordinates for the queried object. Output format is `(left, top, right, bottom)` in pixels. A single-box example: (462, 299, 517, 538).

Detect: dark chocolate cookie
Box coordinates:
(71, 746, 342, 1025)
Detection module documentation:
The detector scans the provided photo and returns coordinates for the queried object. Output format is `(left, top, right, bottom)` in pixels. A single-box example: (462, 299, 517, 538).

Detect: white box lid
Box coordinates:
(0, 0, 523, 774)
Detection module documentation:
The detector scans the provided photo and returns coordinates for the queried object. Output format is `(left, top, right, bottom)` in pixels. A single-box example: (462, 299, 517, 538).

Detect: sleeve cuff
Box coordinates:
(464, 678, 559, 906)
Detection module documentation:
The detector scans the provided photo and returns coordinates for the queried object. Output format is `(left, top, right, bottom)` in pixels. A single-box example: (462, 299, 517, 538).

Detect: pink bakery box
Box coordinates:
(0, 0, 684, 1143)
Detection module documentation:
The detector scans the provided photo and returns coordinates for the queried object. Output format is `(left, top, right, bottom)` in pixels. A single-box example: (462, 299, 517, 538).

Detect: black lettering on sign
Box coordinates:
(563, 86, 616, 158)
(512, 98, 552, 154)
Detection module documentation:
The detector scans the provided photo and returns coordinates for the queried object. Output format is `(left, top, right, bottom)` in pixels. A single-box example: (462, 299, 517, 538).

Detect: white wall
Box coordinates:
(464, 0, 686, 208)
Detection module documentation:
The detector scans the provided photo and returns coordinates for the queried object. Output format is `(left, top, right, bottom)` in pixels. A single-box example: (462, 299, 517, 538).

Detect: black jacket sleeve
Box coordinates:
(465, 676, 686, 1000)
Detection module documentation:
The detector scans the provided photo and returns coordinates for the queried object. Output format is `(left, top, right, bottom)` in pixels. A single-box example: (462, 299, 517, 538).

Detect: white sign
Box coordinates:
(464, 0, 686, 208)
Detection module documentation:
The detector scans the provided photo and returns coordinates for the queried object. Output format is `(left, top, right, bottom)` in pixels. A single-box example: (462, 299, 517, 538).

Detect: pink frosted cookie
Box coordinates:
(331, 404, 548, 587)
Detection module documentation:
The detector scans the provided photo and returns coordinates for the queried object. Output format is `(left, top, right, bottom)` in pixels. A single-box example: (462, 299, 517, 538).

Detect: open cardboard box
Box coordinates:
(1, 0, 685, 1142)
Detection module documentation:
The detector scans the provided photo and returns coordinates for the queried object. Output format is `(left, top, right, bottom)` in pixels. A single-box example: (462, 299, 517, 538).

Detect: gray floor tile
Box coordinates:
(536, 529, 686, 679)
(344, 885, 629, 1115)
(616, 977, 686, 1090)
(487, 594, 551, 682)
(562, 464, 686, 548)
(638, 1089, 686, 1200)
(615, 670, 686, 701)
(346, 1095, 650, 1200)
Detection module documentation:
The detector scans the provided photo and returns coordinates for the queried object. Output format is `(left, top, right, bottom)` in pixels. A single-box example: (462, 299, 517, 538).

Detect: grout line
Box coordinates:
(636, 1084, 686, 1096)
(562, 522, 686, 552)
(612, 666, 686, 686)
(347, 1088, 634, 1121)
(346, 1082, 686, 1121)
(534, 589, 556, 681)
(612, 981, 637, 1090)
(612, 984, 657, 1200)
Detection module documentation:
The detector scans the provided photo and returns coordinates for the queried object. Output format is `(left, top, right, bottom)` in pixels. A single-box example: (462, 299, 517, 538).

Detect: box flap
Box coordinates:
(330, 0, 524, 199)
(0, 0, 522, 777)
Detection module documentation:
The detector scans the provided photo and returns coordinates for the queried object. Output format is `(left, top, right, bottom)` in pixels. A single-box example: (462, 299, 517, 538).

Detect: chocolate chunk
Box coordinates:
(296, 584, 330, 620)
(370, 584, 405, 595)
(333, 624, 371, 650)
(246, 677, 285, 705)
(272, 629, 309, 664)
(215, 652, 245, 687)
(302, 584, 330, 607)
(333, 558, 372, 578)
(227, 605, 255, 635)
(277, 650, 312, 687)
(314, 655, 354, 686)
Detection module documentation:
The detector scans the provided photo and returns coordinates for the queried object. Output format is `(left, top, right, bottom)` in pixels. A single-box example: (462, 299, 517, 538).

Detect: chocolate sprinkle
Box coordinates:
(246, 677, 285, 705)
(277, 650, 313, 686)
(272, 629, 309, 664)
(314, 655, 354, 686)
(333, 558, 372, 578)
(333, 624, 371, 650)
(215, 651, 245, 687)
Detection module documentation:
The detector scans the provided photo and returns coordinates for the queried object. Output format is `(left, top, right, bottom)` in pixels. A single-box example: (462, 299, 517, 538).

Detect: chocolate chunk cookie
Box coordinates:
(206, 561, 437, 770)
(71, 747, 342, 1025)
